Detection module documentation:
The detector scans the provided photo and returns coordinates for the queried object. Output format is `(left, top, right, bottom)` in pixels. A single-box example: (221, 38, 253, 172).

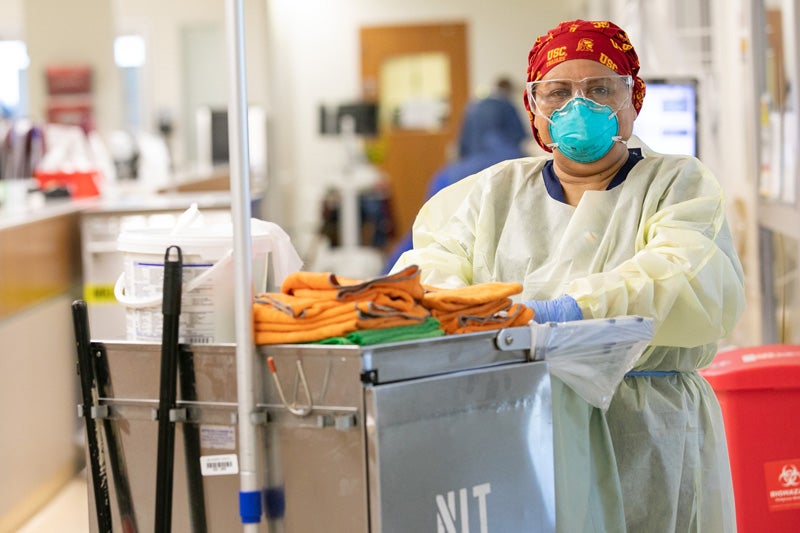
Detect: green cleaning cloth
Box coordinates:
(318, 317, 444, 345)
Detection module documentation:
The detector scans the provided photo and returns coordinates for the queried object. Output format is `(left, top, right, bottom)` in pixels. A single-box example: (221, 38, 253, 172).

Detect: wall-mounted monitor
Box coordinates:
(319, 102, 379, 137)
(195, 106, 267, 175)
(632, 78, 699, 158)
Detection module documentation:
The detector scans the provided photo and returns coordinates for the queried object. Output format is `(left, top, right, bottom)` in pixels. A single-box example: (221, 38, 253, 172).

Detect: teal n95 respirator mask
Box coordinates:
(546, 97, 623, 163)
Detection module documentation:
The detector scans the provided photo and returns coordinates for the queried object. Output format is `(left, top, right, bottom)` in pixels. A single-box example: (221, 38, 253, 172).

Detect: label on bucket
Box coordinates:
(126, 255, 219, 344)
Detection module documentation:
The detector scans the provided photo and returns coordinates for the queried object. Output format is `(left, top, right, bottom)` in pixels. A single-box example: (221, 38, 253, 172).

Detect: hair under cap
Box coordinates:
(522, 20, 646, 152)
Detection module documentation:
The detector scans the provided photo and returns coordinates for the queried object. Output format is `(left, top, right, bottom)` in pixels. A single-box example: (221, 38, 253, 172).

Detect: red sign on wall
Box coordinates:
(764, 459, 800, 511)
(46, 65, 92, 95)
(45, 64, 94, 131)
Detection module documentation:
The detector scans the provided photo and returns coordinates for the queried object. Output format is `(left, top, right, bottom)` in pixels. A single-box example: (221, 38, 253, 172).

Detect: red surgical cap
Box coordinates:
(522, 20, 646, 152)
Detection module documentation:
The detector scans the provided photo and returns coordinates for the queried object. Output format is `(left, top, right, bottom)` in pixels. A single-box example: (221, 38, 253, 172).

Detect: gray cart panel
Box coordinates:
(366, 361, 554, 533)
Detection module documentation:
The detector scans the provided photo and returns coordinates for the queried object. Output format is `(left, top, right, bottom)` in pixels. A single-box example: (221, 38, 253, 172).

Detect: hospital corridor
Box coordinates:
(1, 0, 799, 532)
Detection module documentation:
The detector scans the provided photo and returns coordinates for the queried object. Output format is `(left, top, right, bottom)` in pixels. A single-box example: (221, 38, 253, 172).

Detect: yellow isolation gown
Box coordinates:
(393, 143, 745, 532)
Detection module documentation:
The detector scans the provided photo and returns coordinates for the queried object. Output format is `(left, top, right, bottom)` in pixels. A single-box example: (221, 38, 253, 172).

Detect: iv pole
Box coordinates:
(224, 0, 261, 528)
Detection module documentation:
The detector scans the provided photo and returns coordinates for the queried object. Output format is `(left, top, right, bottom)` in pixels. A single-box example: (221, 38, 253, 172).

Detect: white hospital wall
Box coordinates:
(263, 0, 586, 258)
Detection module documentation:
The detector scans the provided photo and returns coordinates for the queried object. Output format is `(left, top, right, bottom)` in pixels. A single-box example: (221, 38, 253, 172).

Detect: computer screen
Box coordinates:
(210, 109, 229, 164)
(337, 102, 379, 136)
(632, 78, 699, 157)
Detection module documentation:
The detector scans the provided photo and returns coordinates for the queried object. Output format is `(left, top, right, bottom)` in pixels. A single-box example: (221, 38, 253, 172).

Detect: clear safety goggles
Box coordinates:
(527, 74, 633, 118)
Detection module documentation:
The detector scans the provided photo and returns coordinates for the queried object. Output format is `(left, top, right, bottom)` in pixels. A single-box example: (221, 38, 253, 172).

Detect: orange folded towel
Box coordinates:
(432, 298, 512, 333)
(280, 271, 360, 297)
(254, 293, 350, 322)
(283, 265, 424, 303)
(421, 282, 524, 311)
(420, 282, 529, 334)
(356, 300, 430, 330)
(452, 303, 534, 334)
(253, 293, 360, 344)
(254, 310, 358, 332)
(336, 265, 424, 301)
(254, 318, 359, 344)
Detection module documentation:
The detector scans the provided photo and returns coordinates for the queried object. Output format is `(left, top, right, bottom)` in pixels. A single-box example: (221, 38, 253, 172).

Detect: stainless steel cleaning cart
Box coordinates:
(84, 317, 652, 532)
(86, 326, 553, 532)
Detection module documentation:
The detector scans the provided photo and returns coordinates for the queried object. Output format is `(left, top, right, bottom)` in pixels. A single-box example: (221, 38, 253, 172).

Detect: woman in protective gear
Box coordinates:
(392, 19, 744, 532)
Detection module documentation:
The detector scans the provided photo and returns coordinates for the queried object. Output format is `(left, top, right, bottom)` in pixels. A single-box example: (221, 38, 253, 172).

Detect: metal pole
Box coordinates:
(224, 0, 261, 529)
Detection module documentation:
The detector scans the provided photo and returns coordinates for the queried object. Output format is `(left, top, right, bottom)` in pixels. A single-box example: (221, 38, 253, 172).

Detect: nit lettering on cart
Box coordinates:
(436, 482, 491, 533)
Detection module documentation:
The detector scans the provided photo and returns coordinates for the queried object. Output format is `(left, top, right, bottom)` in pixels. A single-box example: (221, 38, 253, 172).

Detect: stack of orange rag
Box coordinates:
(421, 282, 534, 334)
(253, 265, 535, 344)
(253, 265, 430, 344)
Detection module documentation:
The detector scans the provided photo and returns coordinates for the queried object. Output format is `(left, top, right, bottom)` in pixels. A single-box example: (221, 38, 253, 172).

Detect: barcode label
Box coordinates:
(200, 454, 239, 476)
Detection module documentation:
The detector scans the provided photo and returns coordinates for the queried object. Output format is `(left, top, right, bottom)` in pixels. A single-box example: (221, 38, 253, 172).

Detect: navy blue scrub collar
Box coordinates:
(542, 148, 643, 203)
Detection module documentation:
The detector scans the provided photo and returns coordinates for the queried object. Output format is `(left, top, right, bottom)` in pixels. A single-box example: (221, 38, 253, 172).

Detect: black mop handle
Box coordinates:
(72, 300, 113, 533)
(154, 246, 183, 533)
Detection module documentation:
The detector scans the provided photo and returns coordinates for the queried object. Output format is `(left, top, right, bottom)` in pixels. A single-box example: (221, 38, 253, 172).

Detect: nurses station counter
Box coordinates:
(0, 188, 256, 532)
(0, 199, 85, 532)
(82, 317, 652, 532)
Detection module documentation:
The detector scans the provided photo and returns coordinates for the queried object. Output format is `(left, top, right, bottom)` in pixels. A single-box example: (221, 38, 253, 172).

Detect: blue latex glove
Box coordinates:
(524, 295, 583, 324)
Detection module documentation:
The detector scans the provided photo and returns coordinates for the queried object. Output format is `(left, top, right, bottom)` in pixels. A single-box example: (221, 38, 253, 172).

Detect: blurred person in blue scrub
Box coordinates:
(392, 19, 745, 533)
(382, 77, 529, 272)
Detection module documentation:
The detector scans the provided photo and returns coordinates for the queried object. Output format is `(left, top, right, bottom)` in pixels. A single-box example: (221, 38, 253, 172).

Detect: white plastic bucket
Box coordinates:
(114, 220, 271, 344)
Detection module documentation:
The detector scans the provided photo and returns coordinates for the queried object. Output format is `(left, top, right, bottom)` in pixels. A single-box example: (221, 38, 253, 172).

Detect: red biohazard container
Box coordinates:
(34, 169, 100, 198)
(700, 344, 800, 532)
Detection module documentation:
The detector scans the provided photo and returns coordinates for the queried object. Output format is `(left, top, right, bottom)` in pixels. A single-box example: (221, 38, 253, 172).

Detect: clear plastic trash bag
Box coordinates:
(529, 316, 654, 410)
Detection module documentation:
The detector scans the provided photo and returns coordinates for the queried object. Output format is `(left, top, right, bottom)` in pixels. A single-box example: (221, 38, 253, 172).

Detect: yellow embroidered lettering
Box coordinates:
(547, 46, 567, 61)
(599, 53, 618, 71)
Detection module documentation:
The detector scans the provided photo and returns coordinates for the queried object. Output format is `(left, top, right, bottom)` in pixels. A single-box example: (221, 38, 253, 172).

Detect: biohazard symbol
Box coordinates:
(778, 464, 800, 487)
(576, 39, 594, 52)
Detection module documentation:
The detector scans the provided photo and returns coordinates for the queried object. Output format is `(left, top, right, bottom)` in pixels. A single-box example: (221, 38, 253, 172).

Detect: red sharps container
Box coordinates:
(700, 345, 800, 532)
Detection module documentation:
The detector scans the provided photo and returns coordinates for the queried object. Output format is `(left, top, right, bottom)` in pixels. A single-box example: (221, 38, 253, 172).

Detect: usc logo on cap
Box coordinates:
(545, 46, 568, 69)
(547, 46, 567, 61)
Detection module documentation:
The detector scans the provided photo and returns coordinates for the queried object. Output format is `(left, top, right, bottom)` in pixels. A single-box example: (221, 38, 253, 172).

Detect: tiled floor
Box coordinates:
(17, 475, 89, 533)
